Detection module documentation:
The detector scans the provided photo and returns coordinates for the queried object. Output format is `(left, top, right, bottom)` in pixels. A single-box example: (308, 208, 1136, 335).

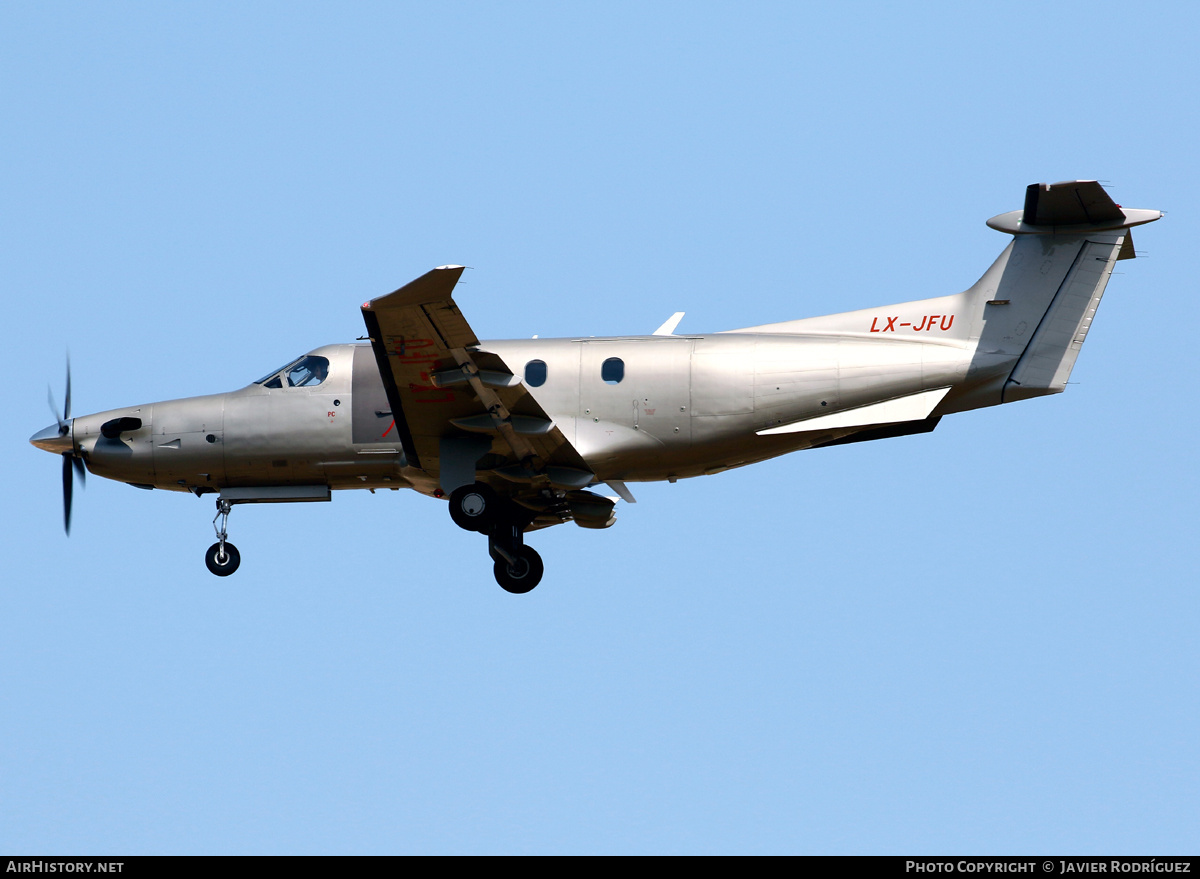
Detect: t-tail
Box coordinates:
(744, 180, 1162, 414)
(955, 180, 1162, 410)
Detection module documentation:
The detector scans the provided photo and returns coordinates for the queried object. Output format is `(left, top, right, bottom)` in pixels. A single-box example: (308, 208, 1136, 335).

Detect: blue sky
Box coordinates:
(3, 1, 1197, 854)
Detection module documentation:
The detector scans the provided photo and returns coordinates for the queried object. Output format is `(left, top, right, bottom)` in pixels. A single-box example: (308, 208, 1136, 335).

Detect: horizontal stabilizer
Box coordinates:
(757, 387, 950, 436)
(1024, 180, 1123, 226)
(987, 181, 1161, 235)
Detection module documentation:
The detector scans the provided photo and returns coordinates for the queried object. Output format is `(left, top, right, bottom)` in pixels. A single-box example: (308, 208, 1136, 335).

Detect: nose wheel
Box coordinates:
(206, 498, 241, 576)
(205, 540, 241, 576)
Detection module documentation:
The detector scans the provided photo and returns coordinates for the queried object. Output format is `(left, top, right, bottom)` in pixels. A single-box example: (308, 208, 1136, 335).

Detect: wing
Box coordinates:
(361, 267, 603, 523)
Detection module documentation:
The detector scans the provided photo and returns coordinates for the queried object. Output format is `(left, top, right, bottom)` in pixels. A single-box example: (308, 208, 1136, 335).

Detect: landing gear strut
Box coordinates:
(449, 483, 544, 593)
(489, 521, 543, 594)
(205, 498, 241, 576)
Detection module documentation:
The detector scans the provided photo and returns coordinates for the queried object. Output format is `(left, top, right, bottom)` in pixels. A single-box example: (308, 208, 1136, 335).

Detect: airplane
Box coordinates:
(30, 180, 1161, 593)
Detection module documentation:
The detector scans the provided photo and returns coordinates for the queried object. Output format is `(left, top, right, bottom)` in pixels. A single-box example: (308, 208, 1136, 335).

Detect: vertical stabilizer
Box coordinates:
(946, 180, 1162, 410)
(1001, 233, 1125, 402)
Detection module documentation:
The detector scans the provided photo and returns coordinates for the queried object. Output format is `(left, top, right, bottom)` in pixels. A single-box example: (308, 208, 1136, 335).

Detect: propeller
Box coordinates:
(47, 359, 85, 534)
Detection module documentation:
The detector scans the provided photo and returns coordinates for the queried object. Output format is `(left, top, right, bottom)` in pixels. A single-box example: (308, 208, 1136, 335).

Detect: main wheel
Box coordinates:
(448, 482, 499, 532)
(205, 541, 241, 576)
(493, 545, 544, 594)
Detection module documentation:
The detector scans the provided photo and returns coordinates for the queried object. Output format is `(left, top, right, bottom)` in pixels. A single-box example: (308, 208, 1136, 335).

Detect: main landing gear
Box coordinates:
(448, 482, 544, 594)
(205, 498, 241, 576)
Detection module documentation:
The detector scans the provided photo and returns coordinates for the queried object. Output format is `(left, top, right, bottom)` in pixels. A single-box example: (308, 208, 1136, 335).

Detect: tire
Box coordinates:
(448, 483, 499, 532)
(205, 541, 241, 576)
(493, 545, 544, 594)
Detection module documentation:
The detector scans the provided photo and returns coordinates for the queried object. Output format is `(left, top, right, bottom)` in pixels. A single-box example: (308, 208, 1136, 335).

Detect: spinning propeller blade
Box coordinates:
(64, 359, 72, 422)
(62, 452, 74, 534)
(43, 358, 84, 534)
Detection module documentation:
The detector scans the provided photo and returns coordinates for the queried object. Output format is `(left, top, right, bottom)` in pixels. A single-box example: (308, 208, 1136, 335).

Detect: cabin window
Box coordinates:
(601, 357, 624, 385)
(525, 359, 548, 387)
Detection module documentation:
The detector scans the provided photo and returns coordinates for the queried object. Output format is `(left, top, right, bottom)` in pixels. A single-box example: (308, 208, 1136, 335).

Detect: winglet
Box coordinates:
(652, 313, 685, 336)
(365, 265, 467, 309)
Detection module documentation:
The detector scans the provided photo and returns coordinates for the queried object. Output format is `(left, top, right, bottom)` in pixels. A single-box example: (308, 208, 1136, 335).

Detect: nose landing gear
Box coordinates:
(205, 498, 241, 576)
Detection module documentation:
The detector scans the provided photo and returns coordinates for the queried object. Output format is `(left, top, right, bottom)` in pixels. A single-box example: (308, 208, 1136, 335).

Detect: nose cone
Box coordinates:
(30, 422, 73, 454)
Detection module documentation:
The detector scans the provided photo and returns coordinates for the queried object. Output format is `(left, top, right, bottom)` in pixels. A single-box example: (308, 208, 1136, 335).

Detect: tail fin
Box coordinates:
(965, 180, 1161, 404)
(729, 180, 1161, 410)
(999, 234, 1126, 402)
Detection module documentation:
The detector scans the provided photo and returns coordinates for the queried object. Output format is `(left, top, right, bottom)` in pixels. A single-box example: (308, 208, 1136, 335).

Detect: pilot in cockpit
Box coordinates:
(255, 354, 329, 389)
(288, 356, 328, 387)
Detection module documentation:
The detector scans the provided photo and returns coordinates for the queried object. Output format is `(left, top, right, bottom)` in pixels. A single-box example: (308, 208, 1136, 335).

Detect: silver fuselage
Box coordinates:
(60, 328, 986, 498)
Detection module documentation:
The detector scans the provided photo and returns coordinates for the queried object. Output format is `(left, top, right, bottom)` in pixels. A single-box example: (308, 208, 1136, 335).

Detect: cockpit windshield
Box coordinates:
(254, 355, 330, 388)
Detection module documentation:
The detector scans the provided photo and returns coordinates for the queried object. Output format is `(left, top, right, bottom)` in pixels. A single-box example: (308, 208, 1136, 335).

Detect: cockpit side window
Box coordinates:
(286, 356, 329, 387)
